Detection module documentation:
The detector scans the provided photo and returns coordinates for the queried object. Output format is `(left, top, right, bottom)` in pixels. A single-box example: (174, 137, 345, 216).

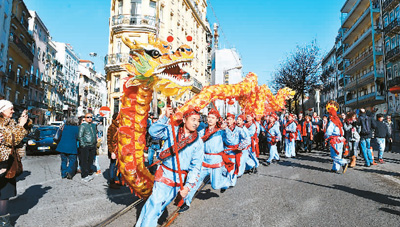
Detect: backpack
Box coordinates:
(359, 116, 370, 136)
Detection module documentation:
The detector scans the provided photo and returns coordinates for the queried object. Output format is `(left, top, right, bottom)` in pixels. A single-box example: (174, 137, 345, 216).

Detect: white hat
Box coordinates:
(0, 100, 13, 113)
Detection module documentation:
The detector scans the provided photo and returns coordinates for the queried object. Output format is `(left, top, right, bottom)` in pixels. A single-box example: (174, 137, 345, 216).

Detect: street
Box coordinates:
(10, 147, 400, 227)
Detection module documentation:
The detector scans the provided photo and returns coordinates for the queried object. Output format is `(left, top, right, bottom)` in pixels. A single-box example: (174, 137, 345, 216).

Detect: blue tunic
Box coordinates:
(325, 121, 347, 171)
(184, 123, 236, 206)
(136, 116, 204, 227)
(267, 122, 282, 163)
(284, 122, 297, 158)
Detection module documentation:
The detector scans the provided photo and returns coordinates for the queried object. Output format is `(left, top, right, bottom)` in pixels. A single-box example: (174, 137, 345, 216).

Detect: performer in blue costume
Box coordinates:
(284, 114, 297, 158)
(179, 109, 236, 213)
(325, 101, 348, 174)
(136, 107, 204, 227)
(266, 114, 282, 164)
(236, 114, 252, 177)
(224, 113, 242, 186)
(245, 113, 260, 172)
(147, 116, 161, 165)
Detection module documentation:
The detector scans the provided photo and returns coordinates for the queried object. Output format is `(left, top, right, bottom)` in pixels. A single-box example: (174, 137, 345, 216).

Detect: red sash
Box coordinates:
(154, 164, 188, 187)
(159, 127, 198, 160)
(201, 126, 220, 142)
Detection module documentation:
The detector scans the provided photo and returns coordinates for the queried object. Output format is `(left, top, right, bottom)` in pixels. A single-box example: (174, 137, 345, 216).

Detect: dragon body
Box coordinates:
(117, 34, 194, 199)
(117, 35, 294, 199)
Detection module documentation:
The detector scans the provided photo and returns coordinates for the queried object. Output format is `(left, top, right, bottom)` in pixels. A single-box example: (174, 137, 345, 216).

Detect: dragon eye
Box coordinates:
(163, 45, 170, 49)
(145, 49, 161, 58)
(179, 48, 185, 52)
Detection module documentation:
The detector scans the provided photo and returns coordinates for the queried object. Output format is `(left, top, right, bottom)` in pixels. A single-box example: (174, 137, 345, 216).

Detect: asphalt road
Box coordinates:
(9, 145, 400, 227)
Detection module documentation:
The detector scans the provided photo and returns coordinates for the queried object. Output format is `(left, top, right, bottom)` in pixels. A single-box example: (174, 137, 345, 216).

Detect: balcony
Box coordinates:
(110, 14, 156, 33)
(345, 70, 378, 91)
(388, 77, 400, 88)
(10, 36, 34, 62)
(345, 91, 385, 107)
(104, 53, 132, 73)
(386, 46, 400, 62)
(191, 77, 203, 93)
(345, 47, 374, 75)
(383, 0, 400, 12)
(384, 18, 400, 36)
(338, 95, 345, 104)
(342, 7, 371, 43)
(343, 28, 372, 58)
(336, 45, 344, 57)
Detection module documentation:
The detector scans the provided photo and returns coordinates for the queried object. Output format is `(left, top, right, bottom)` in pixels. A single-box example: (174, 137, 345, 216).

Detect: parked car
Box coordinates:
(26, 126, 59, 154)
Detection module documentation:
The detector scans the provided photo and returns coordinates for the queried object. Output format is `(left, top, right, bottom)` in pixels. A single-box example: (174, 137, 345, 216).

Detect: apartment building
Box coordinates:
(5, 0, 32, 114)
(28, 10, 49, 124)
(105, 0, 212, 115)
(0, 0, 12, 94)
(78, 60, 107, 116)
(382, 0, 400, 117)
(338, 0, 385, 113)
(321, 47, 340, 114)
(54, 42, 79, 117)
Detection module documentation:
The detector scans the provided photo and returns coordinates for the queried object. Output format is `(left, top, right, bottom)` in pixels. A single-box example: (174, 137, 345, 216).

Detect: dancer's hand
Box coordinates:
(179, 186, 189, 198)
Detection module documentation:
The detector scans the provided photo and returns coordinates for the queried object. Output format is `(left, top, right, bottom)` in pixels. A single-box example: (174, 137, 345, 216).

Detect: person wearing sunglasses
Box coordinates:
(78, 113, 98, 182)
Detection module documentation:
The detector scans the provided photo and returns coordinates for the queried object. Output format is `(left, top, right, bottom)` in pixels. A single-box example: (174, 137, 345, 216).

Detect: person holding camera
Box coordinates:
(0, 100, 29, 226)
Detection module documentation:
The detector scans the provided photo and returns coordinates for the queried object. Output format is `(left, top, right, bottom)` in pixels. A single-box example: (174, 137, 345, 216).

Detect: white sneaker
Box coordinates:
(82, 175, 94, 182)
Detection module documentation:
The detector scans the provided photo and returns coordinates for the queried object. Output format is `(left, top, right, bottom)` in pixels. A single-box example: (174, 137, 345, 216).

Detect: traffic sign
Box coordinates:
(99, 106, 111, 117)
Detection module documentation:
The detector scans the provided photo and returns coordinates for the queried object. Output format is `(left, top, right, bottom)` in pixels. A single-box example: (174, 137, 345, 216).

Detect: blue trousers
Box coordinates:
(238, 149, 250, 176)
(330, 142, 347, 171)
(284, 139, 296, 157)
(108, 159, 119, 183)
(360, 138, 373, 166)
(245, 150, 259, 171)
(376, 138, 386, 159)
(136, 181, 179, 227)
(267, 143, 280, 163)
(185, 165, 230, 206)
(60, 153, 77, 178)
(148, 143, 160, 165)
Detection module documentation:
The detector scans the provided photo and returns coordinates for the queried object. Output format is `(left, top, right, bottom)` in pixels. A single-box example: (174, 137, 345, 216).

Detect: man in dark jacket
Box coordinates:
(385, 115, 394, 153)
(374, 114, 389, 163)
(357, 109, 376, 167)
(78, 113, 97, 182)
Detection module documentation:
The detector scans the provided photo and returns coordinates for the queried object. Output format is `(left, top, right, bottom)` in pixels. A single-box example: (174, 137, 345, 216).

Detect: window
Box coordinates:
(118, 1, 123, 15)
(38, 47, 41, 59)
(149, 1, 156, 17)
(114, 76, 120, 92)
(394, 65, 398, 78)
(16, 67, 21, 83)
(390, 11, 394, 22)
(391, 37, 396, 49)
(114, 97, 120, 114)
(15, 91, 19, 104)
(387, 67, 392, 80)
(131, 0, 142, 15)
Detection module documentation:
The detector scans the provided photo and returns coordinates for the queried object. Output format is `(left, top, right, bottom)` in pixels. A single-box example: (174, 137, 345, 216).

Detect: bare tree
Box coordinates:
(273, 40, 322, 114)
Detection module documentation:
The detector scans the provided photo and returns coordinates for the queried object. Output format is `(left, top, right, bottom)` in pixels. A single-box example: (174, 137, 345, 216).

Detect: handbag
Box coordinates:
(5, 134, 23, 179)
(53, 125, 64, 143)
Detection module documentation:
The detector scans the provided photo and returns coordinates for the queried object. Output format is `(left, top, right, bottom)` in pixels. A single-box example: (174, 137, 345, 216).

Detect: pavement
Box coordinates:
(9, 142, 400, 227)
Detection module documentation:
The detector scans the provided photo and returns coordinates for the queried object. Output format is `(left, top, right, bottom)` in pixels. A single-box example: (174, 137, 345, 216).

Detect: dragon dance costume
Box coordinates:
(236, 115, 252, 177)
(184, 110, 236, 207)
(324, 101, 348, 173)
(245, 118, 260, 170)
(136, 114, 204, 227)
(266, 115, 282, 164)
(284, 116, 297, 158)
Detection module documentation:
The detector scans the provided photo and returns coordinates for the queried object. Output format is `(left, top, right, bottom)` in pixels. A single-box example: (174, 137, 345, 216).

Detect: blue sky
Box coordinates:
(25, 0, 344, 85)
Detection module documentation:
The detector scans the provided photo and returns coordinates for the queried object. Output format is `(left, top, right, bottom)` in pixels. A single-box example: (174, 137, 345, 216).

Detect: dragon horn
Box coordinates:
(148, 33, 156, 45)
(121, 36, 139, 49)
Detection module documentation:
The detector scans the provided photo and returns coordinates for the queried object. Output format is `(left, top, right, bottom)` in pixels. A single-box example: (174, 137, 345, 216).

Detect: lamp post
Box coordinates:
(315, 88, 320, 116)
(223, 65, 242, 116)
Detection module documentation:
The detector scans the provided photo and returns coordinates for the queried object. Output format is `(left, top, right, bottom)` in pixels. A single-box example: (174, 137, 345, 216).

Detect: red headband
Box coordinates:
(183, 107, 200, 119)
(208, 109, 221, 119)
(226, 113, 235, 120)
(270, 113, 278, 121)
(237, 114, 246, 121)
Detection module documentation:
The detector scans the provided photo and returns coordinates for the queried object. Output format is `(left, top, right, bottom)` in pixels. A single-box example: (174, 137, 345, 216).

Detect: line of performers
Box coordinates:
(136, 100, 347, 227)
